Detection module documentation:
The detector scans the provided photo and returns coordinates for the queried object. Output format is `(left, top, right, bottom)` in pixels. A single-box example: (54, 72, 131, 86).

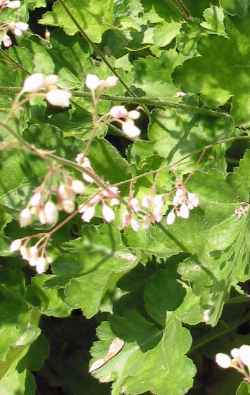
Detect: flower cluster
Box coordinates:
(75, 154, 95, 183)
(0, 0, 20, 9)
(85, 74, 118, 92)
(110, 105, 141, 139)
(19, 176, 86, 227)
(21, 73, 71, 107)
(121, 193, 165, 232)
(2, 21, 28, 47)
(215, 345, 250, 382)
(10, 238, 52, 274)
(166, 184, 199, 225)
(79, 186, 120, 223)
(235, 203, 250, 219)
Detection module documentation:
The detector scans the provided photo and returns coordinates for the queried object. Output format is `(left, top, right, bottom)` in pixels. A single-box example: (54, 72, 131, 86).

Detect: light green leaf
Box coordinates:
(40, 0, 114, 43)
(230, 149, 250, 201)
(201, 6, 226, 36)
(90, 312, 196, 395)
(237, 382, 250, 395)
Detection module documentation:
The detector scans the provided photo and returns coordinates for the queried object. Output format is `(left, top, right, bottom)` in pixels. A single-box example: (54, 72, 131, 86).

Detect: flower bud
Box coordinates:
(215, 353, 232, 369)
(6, 0, 20, 8)
(29, 191, 42, 207)
(20, 245, 30, 260)
(3, 34, 12, 47)
(85, 74, 101, 91)
(166, 210, 176, 225)
(45, 74, 58, 86)
(20, 208, 32, 227)
(178, 204, 189, 219)
(10, 239, 22, 252)
(62, 199, 75, 214)
(36, 257, 49, 274)
(71, 180, 85, 194)
(58, 184, 74, 200)
(110, 105, 128, 119)
(128, 110, 140, 120)
(22, 73, 45, 93)
(239, 345, 250, 367)
(104, 76, 118, 88)
(44, 201, 58, 224)
(188, 192, 199, 209)
(231, 348, 240, 359)
(131, 218, 141, 232)
(81, 205, 95, 222)
(122, 120, 141, 138)
(46, 89, 71, 107)
(102, 204, 115, 223)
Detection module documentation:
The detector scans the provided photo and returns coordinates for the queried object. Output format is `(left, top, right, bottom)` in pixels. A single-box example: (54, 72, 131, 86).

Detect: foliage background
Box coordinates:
(1, 0, 250, 394)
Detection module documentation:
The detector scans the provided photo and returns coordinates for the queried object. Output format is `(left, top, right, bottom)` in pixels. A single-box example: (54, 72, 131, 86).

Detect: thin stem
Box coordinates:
(171, 0, 192, 21)
(58, 0, 135, 96)
(191, 310, 250, 353)
(0, 48, 30, 74)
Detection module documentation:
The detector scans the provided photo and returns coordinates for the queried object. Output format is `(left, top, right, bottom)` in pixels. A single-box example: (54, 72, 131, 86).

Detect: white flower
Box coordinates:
(81, 205, 95, 222)
(131, 218, 141, 232)
(45, 74, 58, 86)
(102, 203, 115, 223)
(20, 208, 32, 227)
(6, 0, 20, 8)
(36, 257, 49, 274)
(110, 105, 128, 119)
(22, 73, 45, 93)
(71, 180, 85, 195)
(176, 91, 186, 97)
(10, 239, 22, 252)
(2, 34, 12, 47)
(13, 22, 28, 36)
(44, 201, 58, 224)
(85, 74, 101, 91)
(128, 110, 140, 120)
(58, 184, 74, 200)
(187, 192, 199, 209)
(231, 348, 240, 359)
(38, 208, 47, 225)
(20, 245, 30, 260)
(29, 191, 42, 207)
(167, 210, 176, 225)
(122, 120, 141, 138)
(239, 345, 250, 367)
(178, 204, 189, 219)
(104, 76, 118, 88)
(130, 198, 140, 212)
(62, 199, 75, 214)
(46, 89, 71, 107)
(215, 353, 232, 369)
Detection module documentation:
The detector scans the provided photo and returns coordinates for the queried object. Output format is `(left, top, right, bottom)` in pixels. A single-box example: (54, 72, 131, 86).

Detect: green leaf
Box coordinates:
(40, 0, 115, 43)
(90, 312, 196, 395)
(221, 0, 250, 16)
(175, 13, 250, 124)
(230, 149, 250, 201)
(237, 382, 250, 395)
(201, 6, 226, 36)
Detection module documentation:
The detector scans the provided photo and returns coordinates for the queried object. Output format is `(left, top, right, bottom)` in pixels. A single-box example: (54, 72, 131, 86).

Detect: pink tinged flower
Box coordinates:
(166, 210, 176, 225)
(6, 0, 20, 8)
(82, 171, 94, 184)
(89, 194, 102, 206)
(10, 239, 22, 252)
(20, 245, 30, 261)
(121, 211, 131, 228)
(81, 205, 95, 222)
(2, 34, 12, 47)
(215, 353, 232, 369)
(36, 257, 49, 274)
(104, 76, 118, 88)
(102, 203, 115, 223)
(71, 180, 85, 195)
(22, 73, 45, 93)
(231, 348, 240, 359)
(128, 110, 140, 120)
(46, 89, 71, 107)
(58, 184, 74, 200)
(110, 105, 128, 119)
(239, 345, 250, 367)
(85, 74, 101, 91)
(130, 198, 140, 212)
(142, 196, 151, 209)
(62, 199, 75, 214)
(44, 201, 58, 224)
(38, 208, 47, 225)
(178, 204, 189, 219)
(19, 208, 32, 227)
(13, 22, 28, 36)
(173, 188, 186, 206)
(122, 120, 141, 139)
(130, 217, 141, 232)
(29, 191, 42, 207)
(188, 192, 199, 208)
(110, 198, 120, 206)
(102, 186, 119, 199)
(45, 74, 58, 86)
